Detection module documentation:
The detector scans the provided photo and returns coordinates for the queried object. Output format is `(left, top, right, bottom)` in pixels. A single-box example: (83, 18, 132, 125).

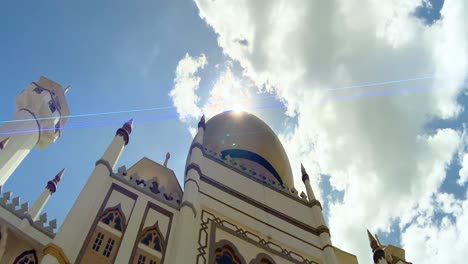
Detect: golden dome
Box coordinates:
(204, 111, 294, 187)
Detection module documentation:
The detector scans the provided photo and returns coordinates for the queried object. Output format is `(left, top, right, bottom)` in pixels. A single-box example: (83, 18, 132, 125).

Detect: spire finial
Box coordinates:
(367, 229, 379, 252)
(64, 85, 71, 94)
(116, 118, 134, 145)
(124, 118, 134, 134)
(46, 168, 65, 194)
(0, 137, 10, 150)
(301, 163, 309, 182)
(55, 168, 65, 182)
(164, 152, 171, 167)
(198, 114, 206, 130)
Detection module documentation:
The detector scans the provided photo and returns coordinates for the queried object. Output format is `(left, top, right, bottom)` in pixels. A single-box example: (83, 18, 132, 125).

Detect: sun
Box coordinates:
(232, 103, 246, 113)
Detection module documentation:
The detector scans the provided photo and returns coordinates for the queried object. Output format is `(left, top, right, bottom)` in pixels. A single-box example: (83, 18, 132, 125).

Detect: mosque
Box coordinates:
(0, 76, 412, 264)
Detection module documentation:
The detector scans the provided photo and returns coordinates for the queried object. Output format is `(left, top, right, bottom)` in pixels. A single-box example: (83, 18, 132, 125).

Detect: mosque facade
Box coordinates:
(0, 77, 411, 264)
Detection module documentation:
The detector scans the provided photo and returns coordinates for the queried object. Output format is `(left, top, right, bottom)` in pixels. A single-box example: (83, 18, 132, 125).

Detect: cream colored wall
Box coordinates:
(110, 178, 178, 264)
(334, 247, 358, 264)
(104, 189, 136, 220)
(202, 156, 319, 227)
(201, 194, 324, 258)
(127, 158, 182, 196)
(142, 208, 170, 237)
(51, 164, 114, 263)
(196, 154, 336, 263)
(214, 227, 319, 264)
(1, 231, 44, 264)
(200, 181, 323, 252)
(200, 206, 323, 264)
(0, 208, 52, 246)
(50, 133, 127, 264)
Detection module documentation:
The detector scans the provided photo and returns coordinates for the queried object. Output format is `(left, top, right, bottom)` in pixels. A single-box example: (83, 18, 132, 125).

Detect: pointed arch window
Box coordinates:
(100, 207, 125, 231)
(214, 243, 245, 264)
(133, 222, 165, 264)
(81, 205, 126, 263)
(140, 229, 163, 252)
(139, 222, 165, 253)
(13, 249, 38, 264)
(249, 253, 276, 264)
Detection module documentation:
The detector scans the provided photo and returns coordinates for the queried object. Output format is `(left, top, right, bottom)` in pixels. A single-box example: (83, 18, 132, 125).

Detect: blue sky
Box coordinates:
(2, 0, 468, 263)
(0, 0, 220, 224)
(0, 0, 285, 226)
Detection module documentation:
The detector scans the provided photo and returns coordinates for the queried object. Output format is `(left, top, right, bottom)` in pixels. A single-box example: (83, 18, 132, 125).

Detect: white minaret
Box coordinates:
(0, 77, 71, 186)
(301, 164, 338, 264)
(28, 168, 65, 221)
(168, 115, 205, 263)
(41, 119, 133, 264)
(367, 230, 388, 264)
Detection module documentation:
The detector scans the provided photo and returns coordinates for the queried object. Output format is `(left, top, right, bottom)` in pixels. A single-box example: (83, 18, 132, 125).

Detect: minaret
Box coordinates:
(168, 115, 205, 263)
(367, 230, 387, 264)
(28, 169, 65, 221)
(0, 77, 71, 186)
(301, 163, 316, 200)
(301, 164, 338, 264)
(41, 119, 133, 264)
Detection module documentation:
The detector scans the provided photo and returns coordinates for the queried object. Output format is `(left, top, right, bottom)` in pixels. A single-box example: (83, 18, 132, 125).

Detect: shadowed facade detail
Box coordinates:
(13, 249, 38, 264)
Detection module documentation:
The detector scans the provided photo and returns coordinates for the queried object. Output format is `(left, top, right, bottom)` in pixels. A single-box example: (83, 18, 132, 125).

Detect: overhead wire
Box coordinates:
(0, 83, 455, 137)
(0, 74, 442, 125)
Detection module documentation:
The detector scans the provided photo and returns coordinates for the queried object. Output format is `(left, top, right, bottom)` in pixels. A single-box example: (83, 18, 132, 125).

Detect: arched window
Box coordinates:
(249, 253, 276, 264)
(81, 205, 126, 264)
(140, 227, 163, 252)
(13, 249, 38, 264)
(100, 207, 125, 231)
(213, 241, 245, 264)
(133, 222, 165, 264)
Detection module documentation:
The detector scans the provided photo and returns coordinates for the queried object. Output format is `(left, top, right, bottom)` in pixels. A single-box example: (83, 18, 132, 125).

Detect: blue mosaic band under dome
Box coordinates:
(203, 111, 294, 187)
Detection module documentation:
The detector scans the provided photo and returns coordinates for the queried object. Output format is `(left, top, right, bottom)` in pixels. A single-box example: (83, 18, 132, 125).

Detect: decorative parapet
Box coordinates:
(202, 146, 311, 206)
(111, 166, 181, 209)
(0, 187, 56, 238)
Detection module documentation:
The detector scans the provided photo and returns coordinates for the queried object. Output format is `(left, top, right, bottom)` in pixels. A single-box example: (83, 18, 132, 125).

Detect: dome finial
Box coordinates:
(198, 114, 206, 130)
(164, 152, 171, 167)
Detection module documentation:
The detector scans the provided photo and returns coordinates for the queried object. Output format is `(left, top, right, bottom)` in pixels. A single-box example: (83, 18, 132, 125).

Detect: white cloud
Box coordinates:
(401, 191, 468, 264)
(169, 53, 207, 121)
(170, 57, 256, 122)
(202, 62, 255, 117)
(458, 153, 468, 185)
(194, 0, 468, 263)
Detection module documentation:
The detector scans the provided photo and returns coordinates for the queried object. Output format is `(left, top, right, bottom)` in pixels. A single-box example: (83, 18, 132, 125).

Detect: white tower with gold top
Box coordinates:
(0, 76, 71, 186)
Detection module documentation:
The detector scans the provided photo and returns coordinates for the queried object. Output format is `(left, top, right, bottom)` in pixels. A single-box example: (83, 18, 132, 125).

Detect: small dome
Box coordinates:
(203, 111, 294, 187)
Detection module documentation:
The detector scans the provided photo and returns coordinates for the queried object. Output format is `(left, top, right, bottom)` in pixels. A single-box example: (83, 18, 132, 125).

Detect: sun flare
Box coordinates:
(232, 103, 246, 113)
